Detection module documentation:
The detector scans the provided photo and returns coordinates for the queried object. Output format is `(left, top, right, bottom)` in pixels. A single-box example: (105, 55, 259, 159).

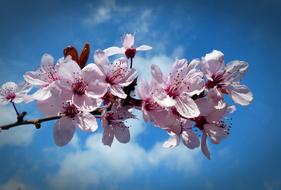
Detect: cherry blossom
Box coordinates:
(0, 36, 253, 160)
(0, 81, 31, 105)
(103, 33, 152, 59)
(58, 56, 108, 111)
(102, 101, 135, 146)
(150, 59, 205, 118)
(163, 119, 200, 150)
(202, 50, 253, 107)
(137, 79, 161, 122)
(24, 54, 60, 101)
(94, 50, 137, 99)
(194, 98, 235, 159)
(38, 93, 98, 146)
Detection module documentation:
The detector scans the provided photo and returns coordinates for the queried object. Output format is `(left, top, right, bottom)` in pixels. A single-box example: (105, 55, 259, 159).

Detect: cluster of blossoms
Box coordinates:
(0, 34, 253, 159)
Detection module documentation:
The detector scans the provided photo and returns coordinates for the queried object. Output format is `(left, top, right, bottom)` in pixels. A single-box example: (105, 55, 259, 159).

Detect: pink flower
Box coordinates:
(202, 50, 253, 107)
(137, 79, 162, 122)
(102, 101, 135, 146)
(104, 33, 152, 59)
(24, 54, 60, 101)
(194, 98, 235, 159)
(94, 50, 137, 99)
(58, 56, 108, 111)
(163, 119, 200, 150)
(150, 59, 205, 118)
(137, 79, 182, 134)
(0, 81, 31, 105)
(38, 93, 98, 146)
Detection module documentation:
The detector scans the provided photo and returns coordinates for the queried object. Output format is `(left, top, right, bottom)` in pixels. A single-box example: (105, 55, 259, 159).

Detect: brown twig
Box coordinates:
(0, 96, 143, 131)
(0, 115, 62, 130)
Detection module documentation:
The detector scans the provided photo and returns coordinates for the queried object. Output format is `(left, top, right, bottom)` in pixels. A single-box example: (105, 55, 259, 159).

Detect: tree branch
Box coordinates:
(0, 115, 62, 130)
(0, 96, 143, 131)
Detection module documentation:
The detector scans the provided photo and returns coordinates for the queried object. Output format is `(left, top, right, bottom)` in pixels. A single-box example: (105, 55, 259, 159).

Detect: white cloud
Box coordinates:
(47, 112, 201, 190)
(0, 106, 35, 147)
(125, 9, 154, 34)
(82, 0, 131, 27)
(0, 179, 34, 190)
(82, 0, 155, 39)
(134, 54, 173, 82)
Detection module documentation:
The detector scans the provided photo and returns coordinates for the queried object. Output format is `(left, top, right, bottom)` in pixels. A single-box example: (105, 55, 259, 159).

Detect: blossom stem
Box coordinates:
(11, 101, 19, 116)
(130, 57, 133, 68)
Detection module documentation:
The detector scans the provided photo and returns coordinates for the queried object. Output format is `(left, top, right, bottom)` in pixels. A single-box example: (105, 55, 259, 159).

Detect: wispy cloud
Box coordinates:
(0, 179, 34, 190)
(47, 111, 201, 190)
(0, 106, 35, 147)
(82, 0, 132, 27)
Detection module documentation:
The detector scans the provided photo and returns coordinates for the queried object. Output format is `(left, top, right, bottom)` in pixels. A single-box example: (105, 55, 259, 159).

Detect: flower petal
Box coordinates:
(110, 85, 127, 99)
(31, 87, 52, 101)
(87, 80, 109, 98)
(201, 133, 211, 160)
(175, 95, 200, 118)
(224, 60, 248, 82)
(228, 84, 253, 105)
(102, 125, 114, 147)
(136, 45, 152, 51)
(94, 50, 110, 65)
(53, 117, 75, 146)
(118, 69, 138, 87)
(154, 94, 176, 107)
(123, 33, 135, 49)
(24, 71, 49, 86)
(58, 58, 81, 83)
(163, 133, 180, 148)
(83, 63, 106, 83)
(113, 123, 130, 144)
(207, 87, 226, 109)
(37, 94, 61, 116)
(75, 112, 98, 132)
(0, 98, 9, 105)
(104, 46, 123, 56)
(41, 53, 54, 67)
(182, 130, 200, 149)
(204, 123, 228, 144)
(72, 95, 98, 112)
(151, 64, 164, 84)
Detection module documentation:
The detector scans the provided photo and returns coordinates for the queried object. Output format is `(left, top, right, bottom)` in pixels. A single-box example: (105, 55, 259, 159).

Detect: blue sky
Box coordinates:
(0, 0, 280, 189)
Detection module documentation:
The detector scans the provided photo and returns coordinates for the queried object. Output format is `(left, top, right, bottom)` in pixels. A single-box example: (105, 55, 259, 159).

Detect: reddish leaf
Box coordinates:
(63, 46, 79, 63)
(78, 43, 90, 69)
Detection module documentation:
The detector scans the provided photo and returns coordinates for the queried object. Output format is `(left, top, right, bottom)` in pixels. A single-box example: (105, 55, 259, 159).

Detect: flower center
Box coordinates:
(125, 48, 136, 59)
(72, 80, 87, 95)
(5, 93, 16, 101)
(63, 102, 79, 118)
(165, 85, 179, 99)
(194, 116, 207, 130)
(206, 73, 224, 89)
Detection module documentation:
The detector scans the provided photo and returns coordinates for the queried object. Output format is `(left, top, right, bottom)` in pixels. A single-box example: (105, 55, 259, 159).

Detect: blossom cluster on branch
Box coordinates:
(0, 34, 253, 159)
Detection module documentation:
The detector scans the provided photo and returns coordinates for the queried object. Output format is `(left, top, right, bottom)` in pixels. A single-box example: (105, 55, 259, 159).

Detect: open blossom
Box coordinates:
(138, 79, 200, 148)
(94, 50, 137, 99)
(137, 79, 162, 122)
(202, 50, 253, 107)
(104, 33, 152, 59)
(0, 81, 31, 105)
(102, 101, 135, 146)
(162, 118, 200, 150)
(38, 93, 98, 146)
(24, 54, 60, 101)
(58, 56, 108, 111)
(150, 59, 205, 118)
(194, 98, 235, 159)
